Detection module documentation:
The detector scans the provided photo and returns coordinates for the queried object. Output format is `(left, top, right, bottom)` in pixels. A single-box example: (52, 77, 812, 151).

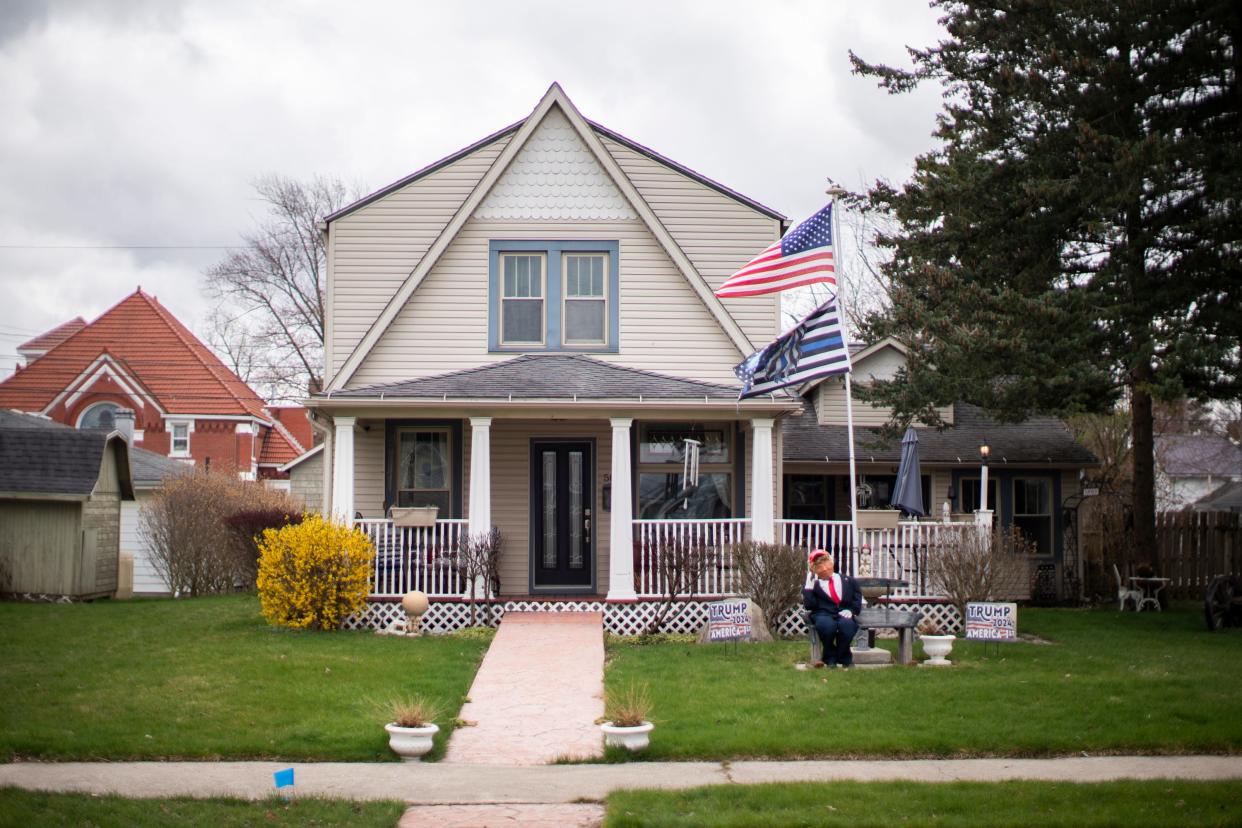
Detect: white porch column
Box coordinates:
(607, 417, 637, 600)
(468, 417, 493, 536)
(331, 416, 356, 524)
(750, 418, 775, 543)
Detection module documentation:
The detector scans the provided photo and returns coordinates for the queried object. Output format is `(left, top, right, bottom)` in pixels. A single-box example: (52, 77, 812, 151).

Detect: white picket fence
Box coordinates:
(632, 518, 750, 598)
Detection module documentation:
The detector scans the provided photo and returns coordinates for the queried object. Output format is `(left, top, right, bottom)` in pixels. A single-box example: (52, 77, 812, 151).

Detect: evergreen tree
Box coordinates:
(851, 1, 1241, 561)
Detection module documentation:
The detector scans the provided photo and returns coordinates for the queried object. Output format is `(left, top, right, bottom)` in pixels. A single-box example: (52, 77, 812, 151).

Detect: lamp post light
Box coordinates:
(979, 441, 991, 512)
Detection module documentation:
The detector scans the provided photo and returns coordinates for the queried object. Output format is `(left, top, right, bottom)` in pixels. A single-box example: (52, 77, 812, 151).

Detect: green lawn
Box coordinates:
(0, 595, 491, 762)
(604, 780, 1242, 827)
(604, 604, 1242, 760)
(0, 788, 405, 827)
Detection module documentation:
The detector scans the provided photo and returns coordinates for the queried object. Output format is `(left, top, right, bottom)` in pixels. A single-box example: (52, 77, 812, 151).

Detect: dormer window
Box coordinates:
(489, 241, 618, 353)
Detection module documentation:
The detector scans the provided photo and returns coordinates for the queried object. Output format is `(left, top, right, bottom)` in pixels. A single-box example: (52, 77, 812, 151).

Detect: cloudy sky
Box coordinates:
(0, 0, 946, 383)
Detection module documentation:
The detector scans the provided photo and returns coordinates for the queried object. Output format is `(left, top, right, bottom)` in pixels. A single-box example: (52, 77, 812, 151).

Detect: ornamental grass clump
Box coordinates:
(605, 682, 654, 728)
(256, 515, 375, 631)
(383, 696, 442, 729)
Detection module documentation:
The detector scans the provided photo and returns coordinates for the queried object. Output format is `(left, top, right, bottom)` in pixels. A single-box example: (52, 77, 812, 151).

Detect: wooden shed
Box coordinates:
(0, 410, 134, 599)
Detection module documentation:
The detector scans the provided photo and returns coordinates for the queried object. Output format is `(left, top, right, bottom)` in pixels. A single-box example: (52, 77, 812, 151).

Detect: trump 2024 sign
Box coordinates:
(965, 602, 1017, 641)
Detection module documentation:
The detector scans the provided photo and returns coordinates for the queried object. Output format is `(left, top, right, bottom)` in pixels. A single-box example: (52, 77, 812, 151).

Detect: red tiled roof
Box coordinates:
(18, 317, 86, 354)
(0, 289, 268, 419)
(259, 406, 313, 466)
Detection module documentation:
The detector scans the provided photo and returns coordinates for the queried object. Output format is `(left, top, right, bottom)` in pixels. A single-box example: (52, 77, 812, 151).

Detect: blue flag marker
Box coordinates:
(274, 767, 294, 790)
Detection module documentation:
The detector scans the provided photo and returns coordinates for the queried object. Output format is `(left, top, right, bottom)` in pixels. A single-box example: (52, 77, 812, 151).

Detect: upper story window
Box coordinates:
(169, 420, 192, 457)
(501, 254, 546, 345)
(489, 241, 618, 353)
(78, 402, 121, 430)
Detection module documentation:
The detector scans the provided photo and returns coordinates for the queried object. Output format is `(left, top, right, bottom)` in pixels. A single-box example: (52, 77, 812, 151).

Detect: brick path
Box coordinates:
(444, 611, 605, 766)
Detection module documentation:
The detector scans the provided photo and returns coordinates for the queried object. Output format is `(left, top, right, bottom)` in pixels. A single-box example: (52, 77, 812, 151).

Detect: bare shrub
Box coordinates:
(457, 528, 503, 625)
(730, 540, 806, 632)
(140, 470, 301, 596)
(647, 537, 712, 634)
(224, 507, 305, 586)
(933, 524, 1035, 620)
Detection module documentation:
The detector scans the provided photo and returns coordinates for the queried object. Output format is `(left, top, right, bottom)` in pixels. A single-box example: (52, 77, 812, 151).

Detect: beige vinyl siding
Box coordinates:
(353, 427, 387, 518)
(488, 420, 612, 596)
(328, 136, 513, 380)
(599, 135, 783, 349)
(350, 219, 746, 387)
(815, 379, 953, 427)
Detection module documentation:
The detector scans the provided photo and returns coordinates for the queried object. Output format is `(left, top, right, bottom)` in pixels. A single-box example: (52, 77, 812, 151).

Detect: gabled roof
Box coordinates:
(1158, 434, 1242, 478)
(782, 400, 1098, 466)
(1195, 480, 1242, 512)
(0, 290, 268, 419)
(326, 353, 762, 402)
(325, 83, 764, 391)
(258, 406, 311, 467)
(18, 317, 86, 357)
(0, 409, 134, 498)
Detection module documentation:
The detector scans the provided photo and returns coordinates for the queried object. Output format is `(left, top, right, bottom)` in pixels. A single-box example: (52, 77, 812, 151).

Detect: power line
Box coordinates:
(0, 244, 245, 250)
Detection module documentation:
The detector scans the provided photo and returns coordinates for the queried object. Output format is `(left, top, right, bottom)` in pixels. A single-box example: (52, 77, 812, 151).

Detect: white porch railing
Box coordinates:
(633, 518, 750, 598)
(778, 519, 855, 571)
(355, 518, 469, 597)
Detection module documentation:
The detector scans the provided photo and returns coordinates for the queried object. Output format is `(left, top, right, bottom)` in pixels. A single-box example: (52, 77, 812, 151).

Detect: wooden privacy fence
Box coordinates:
(1153, 511, 1241, 598)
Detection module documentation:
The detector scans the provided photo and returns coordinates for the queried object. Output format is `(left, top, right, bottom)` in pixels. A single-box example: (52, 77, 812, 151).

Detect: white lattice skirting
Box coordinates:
(345, 598, 962, 636)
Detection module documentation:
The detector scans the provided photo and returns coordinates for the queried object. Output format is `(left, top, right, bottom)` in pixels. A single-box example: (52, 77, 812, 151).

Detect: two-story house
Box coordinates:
(309, 85, 806, 631)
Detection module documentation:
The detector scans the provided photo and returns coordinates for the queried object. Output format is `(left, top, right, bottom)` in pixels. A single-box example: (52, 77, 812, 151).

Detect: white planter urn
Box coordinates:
(385, 722, 439, 761)
(601, 721, 654, 751)
(920, 634, 956, 666)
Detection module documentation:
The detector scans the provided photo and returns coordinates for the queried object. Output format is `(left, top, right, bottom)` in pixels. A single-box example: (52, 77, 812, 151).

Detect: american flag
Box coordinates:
(715, 203, 835, 298)
(735, 298, 851, 399)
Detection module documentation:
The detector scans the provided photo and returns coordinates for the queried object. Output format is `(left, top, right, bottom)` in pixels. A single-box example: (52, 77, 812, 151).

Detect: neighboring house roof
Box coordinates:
(782, 400, 1098, 466)
(0, 289, 269, 420)
(17, 317, 86, 359)
(324, 83, 768, 391)
(0, 410, 134, 498)
(1158, 434, 1242, 478)
(1194, 480, 1242, 512)
(324, 353, 775, 403)
(258, 406, 312, 467)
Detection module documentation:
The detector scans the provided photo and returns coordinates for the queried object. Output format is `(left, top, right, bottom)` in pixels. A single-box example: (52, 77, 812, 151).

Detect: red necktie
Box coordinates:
(828, 577, 840, 604)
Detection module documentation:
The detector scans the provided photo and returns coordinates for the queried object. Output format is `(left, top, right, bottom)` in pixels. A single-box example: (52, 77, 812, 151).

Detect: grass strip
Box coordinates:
(605, 779, 1242, 827)
(0, 787, 405, 827)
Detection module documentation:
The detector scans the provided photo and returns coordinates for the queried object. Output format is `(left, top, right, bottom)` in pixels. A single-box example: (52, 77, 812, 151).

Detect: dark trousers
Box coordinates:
(812, 613, 858, 666)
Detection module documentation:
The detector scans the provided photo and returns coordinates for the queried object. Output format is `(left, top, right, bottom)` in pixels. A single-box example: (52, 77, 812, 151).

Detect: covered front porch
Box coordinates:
(309, 354, 801, 603)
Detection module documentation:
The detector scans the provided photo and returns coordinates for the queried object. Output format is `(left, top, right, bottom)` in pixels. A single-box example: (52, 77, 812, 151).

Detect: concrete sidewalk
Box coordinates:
(2, 756, 1240, 803)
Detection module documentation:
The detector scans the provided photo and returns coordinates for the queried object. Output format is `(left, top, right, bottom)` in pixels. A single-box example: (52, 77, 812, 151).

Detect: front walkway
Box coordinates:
(444, 611, 605, 765)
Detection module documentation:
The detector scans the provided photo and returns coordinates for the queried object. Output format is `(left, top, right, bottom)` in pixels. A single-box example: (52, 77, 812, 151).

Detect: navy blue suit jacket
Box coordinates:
(803, 575, 862, 617)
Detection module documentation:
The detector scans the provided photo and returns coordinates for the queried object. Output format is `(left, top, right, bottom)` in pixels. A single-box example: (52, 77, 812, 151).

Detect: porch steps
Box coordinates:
(444, 611, 605, 765)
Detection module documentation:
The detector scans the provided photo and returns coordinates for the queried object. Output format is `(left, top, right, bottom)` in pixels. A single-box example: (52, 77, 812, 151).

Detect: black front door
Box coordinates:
(531, 440, 594, 590)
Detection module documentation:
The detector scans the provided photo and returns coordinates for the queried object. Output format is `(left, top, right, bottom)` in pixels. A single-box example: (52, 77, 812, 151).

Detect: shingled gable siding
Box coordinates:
(328, 136, 513, 379)
(349, 218, 746, 387)
(598, 135, 783, 349)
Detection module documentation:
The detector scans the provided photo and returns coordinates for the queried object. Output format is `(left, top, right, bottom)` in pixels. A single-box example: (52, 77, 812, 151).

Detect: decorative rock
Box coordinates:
(696, 598, 773, 644)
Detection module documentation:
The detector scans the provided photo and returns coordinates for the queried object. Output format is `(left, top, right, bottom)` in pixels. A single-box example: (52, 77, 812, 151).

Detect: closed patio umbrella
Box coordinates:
(891, 426, 924, 517)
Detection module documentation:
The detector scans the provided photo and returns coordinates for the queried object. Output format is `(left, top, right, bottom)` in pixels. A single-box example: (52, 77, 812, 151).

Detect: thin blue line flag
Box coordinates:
(734, 298, 852, 399)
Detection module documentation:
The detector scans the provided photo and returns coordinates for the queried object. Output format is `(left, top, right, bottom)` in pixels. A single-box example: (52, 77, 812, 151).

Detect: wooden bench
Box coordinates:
(804, 607, 923, 666)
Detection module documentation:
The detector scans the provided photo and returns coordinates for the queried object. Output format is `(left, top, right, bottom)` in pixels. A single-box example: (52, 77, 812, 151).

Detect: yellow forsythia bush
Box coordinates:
(256, 514, 375, 631)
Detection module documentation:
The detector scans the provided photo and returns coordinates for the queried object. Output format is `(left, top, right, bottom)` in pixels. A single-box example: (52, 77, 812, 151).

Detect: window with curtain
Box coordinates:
(395, 428, 452, 512)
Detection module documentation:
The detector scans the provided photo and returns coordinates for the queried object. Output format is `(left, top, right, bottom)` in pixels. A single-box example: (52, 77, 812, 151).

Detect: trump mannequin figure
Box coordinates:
(803, 548, 862, 668)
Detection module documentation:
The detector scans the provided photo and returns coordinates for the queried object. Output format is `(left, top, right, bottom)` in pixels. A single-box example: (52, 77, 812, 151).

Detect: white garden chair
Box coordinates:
(1113, 564, 1141, 611)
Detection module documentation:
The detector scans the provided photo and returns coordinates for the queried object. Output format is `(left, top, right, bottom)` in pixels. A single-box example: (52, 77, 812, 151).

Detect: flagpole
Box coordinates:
(826, 184, 859, 562)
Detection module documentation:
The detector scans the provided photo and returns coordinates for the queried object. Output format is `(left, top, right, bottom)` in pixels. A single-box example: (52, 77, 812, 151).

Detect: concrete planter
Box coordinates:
(391, 507, 439, 527)
(601, 721, 654, 751)
(385, 722, 439, 761)
(856, 510, 901, 530)
(919, 634, 955, 666)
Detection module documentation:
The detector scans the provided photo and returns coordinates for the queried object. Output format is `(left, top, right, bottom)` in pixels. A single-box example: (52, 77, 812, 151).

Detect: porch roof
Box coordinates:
(313, 354, 800, 412)
(782, 398, 1098, 467)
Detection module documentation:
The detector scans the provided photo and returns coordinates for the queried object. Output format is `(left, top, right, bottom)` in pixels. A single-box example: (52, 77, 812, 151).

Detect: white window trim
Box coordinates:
(499, 252, 547, 346)
(75, 401, 123, 429)
(168, 419, 194, 458)
(561, 252, 609, 346)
